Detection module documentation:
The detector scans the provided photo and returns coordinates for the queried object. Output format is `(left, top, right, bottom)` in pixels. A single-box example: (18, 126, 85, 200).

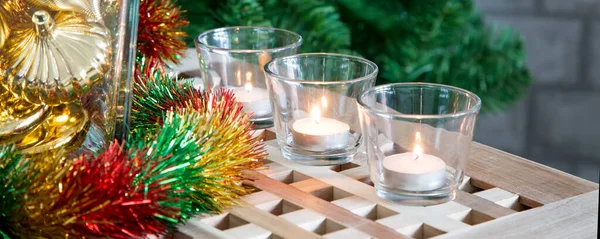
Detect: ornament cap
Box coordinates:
(3, 11, 110, 105)
(32, 10, 54, 37)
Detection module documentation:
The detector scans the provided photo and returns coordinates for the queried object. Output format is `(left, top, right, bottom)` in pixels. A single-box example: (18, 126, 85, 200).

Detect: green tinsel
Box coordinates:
(127, 111, 221, 222)
(130, 73, 266, 219)
(179, 0, 531, 111)
(0, 73, 266, 236)
(0, 145, 27, 238)
(131, 73, 210, 133)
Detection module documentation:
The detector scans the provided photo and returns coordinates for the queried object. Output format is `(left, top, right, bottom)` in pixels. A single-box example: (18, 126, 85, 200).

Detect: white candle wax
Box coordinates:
(229, 84, 271, 117)
(382, 148, 447, 191)
(292, 107, 350, 151)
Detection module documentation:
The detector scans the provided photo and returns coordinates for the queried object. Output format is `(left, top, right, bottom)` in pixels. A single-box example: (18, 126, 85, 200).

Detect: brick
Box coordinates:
(588, 22, 600, 88)
(543, 0, 600, 14)
(531, 91, 600, 161)
(485, 16, 582, 85)
(474, 0, 536, 13)
(474, 100, 528, 155)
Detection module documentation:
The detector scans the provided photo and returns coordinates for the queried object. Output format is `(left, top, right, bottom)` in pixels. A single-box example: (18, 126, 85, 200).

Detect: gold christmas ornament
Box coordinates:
(0, 10, 9, 49)
(23, 0, 104, 22)
(17, 103, 89, 154)
(0, 88, 50, 144)
(0, 10, 110, 106)
(0, 0, 23, 48)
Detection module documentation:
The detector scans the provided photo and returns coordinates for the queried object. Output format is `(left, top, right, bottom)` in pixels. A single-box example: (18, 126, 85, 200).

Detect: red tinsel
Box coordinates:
(16, 142, 178, 238)
(69, 143, 176, 238)
(137, 0, 189, 75)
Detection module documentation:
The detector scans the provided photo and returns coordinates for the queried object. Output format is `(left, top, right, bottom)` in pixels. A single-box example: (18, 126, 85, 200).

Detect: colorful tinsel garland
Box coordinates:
(0, 77, 267, 238)
(136, 0, 189, 78)
(1, 0, 267, 237)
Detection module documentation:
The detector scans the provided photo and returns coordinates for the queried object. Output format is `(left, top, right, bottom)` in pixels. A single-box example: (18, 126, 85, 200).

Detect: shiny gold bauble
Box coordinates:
(0, 8, 9, 49)
(0, 87, 50, 144)
(0, 10, 110, 106)
(23, 0, 104, 23)
(17, 103, 89, 154)
(0, 0, 25, 48)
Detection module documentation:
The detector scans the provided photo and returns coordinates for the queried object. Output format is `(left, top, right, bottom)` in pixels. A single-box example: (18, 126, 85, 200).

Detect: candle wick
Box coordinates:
(414, 155, 419, 161)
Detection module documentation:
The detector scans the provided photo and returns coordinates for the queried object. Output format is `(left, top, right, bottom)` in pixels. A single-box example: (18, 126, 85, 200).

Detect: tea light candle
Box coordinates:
(230, 82, 271, 117)
(292, 106, 350, 151)
(382, 144, 447, 191)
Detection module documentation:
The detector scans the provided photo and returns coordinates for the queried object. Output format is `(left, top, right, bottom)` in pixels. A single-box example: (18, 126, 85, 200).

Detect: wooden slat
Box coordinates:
(339, 162, 517, 220)
(437, 190, 599, 239)
(473, 188, 518, 204)
(467, 143, 599, 206)
(263, 129, 276, 141)
(229, 202, 321, 239)
(254, 199, 302, 216)
(330, 196, 377, 218)
(259, 162, 294, 182)
(260, 133, 519, 221)
(454, 192, 516, 218)
(222, 224, 272, 239)
(175, 56, 599, 239)
(176, 219, 237, 239)
(255, 163, 516, 222)
(375, 214, 424, 237)
(323, 228, 371, 239)
(425, 200, 471, 218)
(473, 188, 530, 211)
(262, 141, 470, 233)
(242, 191, 282, 206)
(278, 209, 329, 233)
(260, 164, 500, 231)
(335, 164, 369, 180)
(264, 127, 599, 207)
(244, 170, 410, 239)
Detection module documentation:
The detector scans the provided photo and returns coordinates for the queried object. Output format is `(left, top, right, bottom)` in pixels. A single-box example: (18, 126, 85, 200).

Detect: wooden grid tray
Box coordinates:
(173, 132, 599, 239)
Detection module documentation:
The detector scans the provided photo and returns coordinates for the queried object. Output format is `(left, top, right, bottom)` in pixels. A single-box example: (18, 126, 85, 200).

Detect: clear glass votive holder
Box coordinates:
(357, 83, 481, 205)
(265, 53, 378, 165)
(195, 26, 302, 129)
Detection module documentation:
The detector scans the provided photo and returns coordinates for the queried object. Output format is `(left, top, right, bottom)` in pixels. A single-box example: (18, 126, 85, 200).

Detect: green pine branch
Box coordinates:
(262, 0, 351, 53)
(178, 0, 532, 112)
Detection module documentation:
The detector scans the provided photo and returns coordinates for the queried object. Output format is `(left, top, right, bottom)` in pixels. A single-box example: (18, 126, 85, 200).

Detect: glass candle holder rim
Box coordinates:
(264, 53, 379, 85)
(195, 26, 303, 53)
(357, 82, 482, 119)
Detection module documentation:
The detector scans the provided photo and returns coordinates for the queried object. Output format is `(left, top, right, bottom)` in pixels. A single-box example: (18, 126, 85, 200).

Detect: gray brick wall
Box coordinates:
(474, 0, 600, 182)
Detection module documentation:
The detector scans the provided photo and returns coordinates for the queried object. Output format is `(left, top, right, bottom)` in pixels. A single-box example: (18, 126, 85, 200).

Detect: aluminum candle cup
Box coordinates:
(291, 106, 351, 151)
(357, 83, 481, 205)
(228, 83, 272, 117)
(265, 53, 377, 166)
(381, 148, 447, 191)
(195, 26, 302, 128)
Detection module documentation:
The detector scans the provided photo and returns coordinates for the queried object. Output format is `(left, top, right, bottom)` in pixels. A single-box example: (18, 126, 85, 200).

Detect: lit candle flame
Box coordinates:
(413, 144, 423, 160)
(244, 82, 252, 92)
(311, 106, 321, 123)
(321, 96, 328, 109)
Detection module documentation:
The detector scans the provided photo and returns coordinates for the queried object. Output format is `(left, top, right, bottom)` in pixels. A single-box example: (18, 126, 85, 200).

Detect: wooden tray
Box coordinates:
(174, 132, 599, 239)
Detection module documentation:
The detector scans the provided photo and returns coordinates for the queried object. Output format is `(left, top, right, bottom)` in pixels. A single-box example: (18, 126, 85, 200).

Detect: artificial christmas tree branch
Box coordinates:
(179, 0, 531, 112)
